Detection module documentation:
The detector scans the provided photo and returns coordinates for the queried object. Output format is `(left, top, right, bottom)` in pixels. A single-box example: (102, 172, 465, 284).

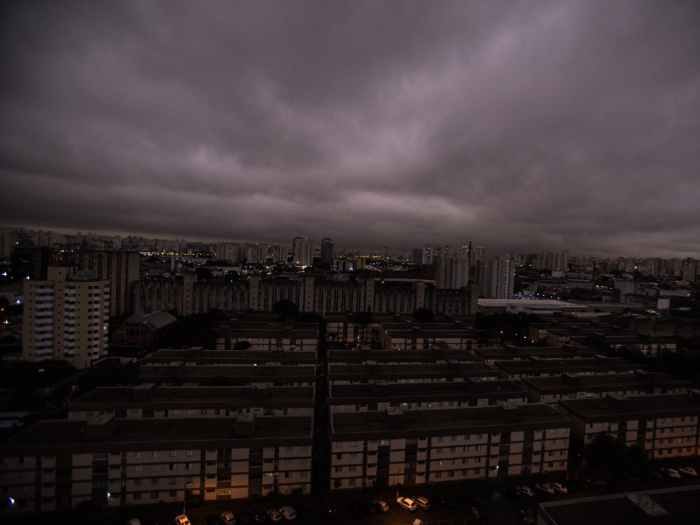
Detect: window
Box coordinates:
(300, 446, 309, 452)
(186, 463, 193, 470)
(169, 464, 176, 470)
(169, 477, 177, 485)
(134, 479, 142, 486)
(135, 466, 143, 472)
(380, 439, 390, 446)
(437, 437, 445, 443)
(151, 465, 159, 471)
(93, 453, 108, 460)
(151, 491, 159, 499)
(152, 451, 159, 458)
(350, 441, 357, 447)
(186, 450, 194, 456)
(134, 492, 142, 500)
(169, 451, 177, 457)
(135, 451, 142, 458)
(435, 472, 442, 478)
(169, 490, 177, 497)
(285, 447, 294, 452)
(335, 442, 343, 448)
(300, 471, 308, 478)
(151, 478, 159, 485)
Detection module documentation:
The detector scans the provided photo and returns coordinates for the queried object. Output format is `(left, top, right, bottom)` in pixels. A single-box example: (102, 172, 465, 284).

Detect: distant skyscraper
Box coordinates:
(293, 237, 314, 267)
(321, 238, 334, 266)
(436, 256, 469, 289)
(381, 247, 388, 259)
(422, 244, 433, 265)
(476, 258, 514, 299)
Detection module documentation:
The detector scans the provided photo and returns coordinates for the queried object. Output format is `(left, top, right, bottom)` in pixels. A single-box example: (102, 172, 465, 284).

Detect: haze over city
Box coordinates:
(2, 0, 700, 257)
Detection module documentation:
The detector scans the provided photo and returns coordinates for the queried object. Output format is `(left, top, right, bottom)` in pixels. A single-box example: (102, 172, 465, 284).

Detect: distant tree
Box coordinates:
(272, 299, 299, 320)
(412, 308, 435, 323)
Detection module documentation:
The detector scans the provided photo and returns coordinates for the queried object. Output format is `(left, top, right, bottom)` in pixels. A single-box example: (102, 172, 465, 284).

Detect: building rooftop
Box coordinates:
(327, 348, 475, 364)
(145, 348, 317, 365)
(558, 391, 700, 421)
(329, 379, 526, 402)
(538, 486, 700, 525)
(0, 415, 314, 455)
(331, 403, 569, 437)
(139, 363, 316, 382)
(523, 371, 691, 393)
(475, 346, 600, 360)
(70, 385, 315, 409)
(328, 362, 497, 379)
(125, 310, 177, 330)
(494, 356, 640, 374)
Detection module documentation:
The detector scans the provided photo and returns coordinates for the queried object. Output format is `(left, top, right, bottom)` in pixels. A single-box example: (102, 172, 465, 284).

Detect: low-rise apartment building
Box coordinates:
(494, 356, 641, 381)
(0, 413, 313, 514)
(68, 383, 315, 421)
(474, 346, 599, 365)
(523, 370, 691, 405)
(327, 347, 475, 365)
(139, 363, 316, 387)
(567, 334, 677, 355)
(329, 379, 528, 412)
(329, 404, 571, 490)
(557, 391, 700, 460)
(144, 348, 317, 366)
(328, 361, 498, 385)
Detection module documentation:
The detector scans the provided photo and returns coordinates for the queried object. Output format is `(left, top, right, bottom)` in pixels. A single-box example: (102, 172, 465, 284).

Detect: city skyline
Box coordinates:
(2, 1, 700, 258)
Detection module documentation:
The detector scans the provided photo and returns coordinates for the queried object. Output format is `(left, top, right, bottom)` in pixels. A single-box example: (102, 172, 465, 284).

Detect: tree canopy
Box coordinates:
(272, 299, 299, 320)
(412, 307, 435, 323)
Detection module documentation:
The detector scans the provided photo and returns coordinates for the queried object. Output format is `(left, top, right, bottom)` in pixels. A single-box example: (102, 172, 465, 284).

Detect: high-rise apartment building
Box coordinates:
(321, 238, 334, 266)
(23, 266, 110, 369)
(435, 256, 470, 289)
(79, 250, 140, 316)
(422, 244, 433, 265)
(476, 258, 514, 299)
(535, 250, 569, 272)
(292, 237, 314, 267)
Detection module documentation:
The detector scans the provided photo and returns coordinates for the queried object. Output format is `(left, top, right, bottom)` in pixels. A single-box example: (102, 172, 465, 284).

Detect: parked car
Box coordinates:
(318, 505, 337, 519)
(535, 483, 554, 495)
(501, 487, 520, 499)
(237, 512, 254, 525)
(221, 512, 236, 525)
(267, 510, 283, 523)
(279, 507, 297, 522)
(373, 500, 389, 513)
(347, 502, 366, 518)
(648, 471, 664, 482)
(661, 468, 681, 479)
(515, 485, 534, 497)
(175, 517, 191, 525)
(436, 495, 455, 508)
(548, 482, 568, 495)
(412, 496, 431, 510)
(295, 507, 311, 520)
(127, 520, 142, 525)
(397, 497, 418, 512)
(593, 478, 609, 489)
(562, 481, 577, 494)
(413, 520, 424, 525)
(678, 467, 698, 477)
(251, 511, 267, 524)
(206, 515, 224, 525)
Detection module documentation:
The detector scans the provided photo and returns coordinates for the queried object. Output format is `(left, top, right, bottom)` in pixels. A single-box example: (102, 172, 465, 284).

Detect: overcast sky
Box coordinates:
(1, 1, 699, 258)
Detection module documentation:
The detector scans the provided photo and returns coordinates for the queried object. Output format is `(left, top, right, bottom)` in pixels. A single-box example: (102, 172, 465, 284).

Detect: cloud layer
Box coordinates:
(2, 0, 700, 257)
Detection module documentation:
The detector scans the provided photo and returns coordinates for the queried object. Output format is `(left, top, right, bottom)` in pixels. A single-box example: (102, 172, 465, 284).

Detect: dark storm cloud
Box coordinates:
(1, 0, 700, 257)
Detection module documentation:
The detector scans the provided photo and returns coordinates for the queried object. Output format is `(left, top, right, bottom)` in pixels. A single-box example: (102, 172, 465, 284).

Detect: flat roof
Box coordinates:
(139, 363, 316, 380)
(329, 379, 527, 402)
(331, 404, 569, 437)
(0, 416, 314, 454)
(523, 372, 690, 393)
(328, 362, 497, 378)
(539, 486, 700, 525)
(494, 356, 640, 373)
(475, 346, 599, 359)
(328, 349, 475, 363)
(70, 385, 315, 408)
(558, 391, 700, 421)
